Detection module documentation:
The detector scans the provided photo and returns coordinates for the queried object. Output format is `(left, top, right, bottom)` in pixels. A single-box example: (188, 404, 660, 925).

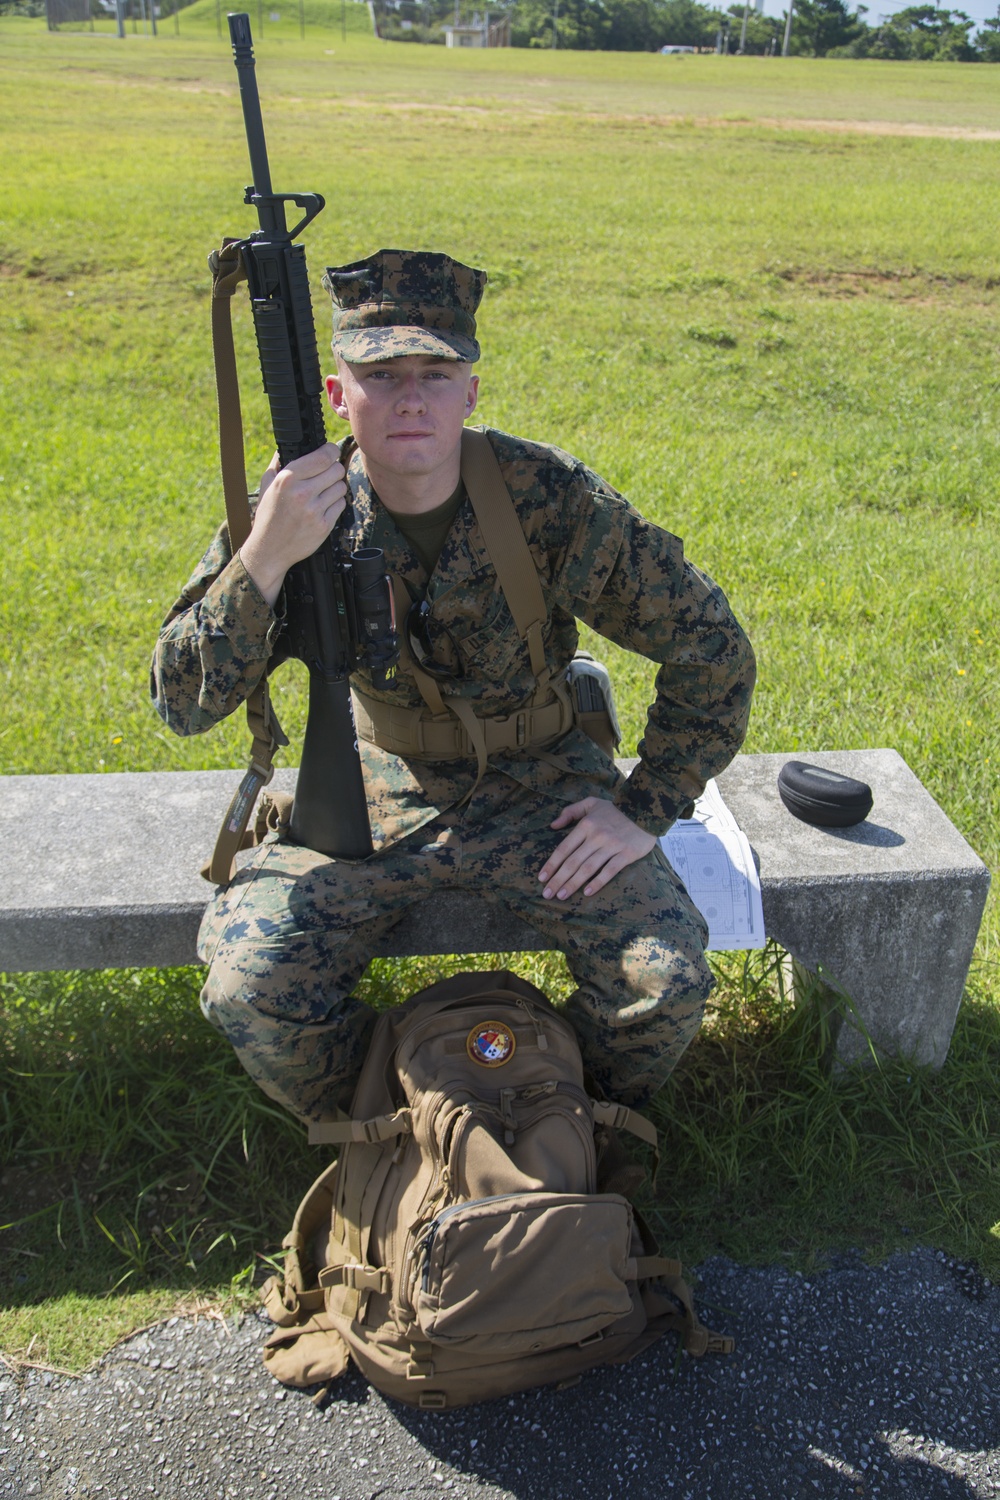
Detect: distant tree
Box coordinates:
(507, 0, 981, 53)
(976, 6, 1000, 58)
(851, 19, 908, 55)
(510, 0, 612, 47)
(652, 0, 719, 46)
(605, 0, 658, 49)
(788, 0, 866, 54)
(727, 4, 784, 53)
(510, 0, 725, 48)
(935, 10, 977, 57)
(854, 4, 978, 59)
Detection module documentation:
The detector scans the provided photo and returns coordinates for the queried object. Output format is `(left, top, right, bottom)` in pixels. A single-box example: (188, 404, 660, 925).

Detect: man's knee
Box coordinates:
(199, 960, 376, 1121)
(566, 937, 714, 1107)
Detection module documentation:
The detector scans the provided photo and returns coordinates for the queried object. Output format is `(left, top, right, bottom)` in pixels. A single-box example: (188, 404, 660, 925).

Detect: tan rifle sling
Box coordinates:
(203, 239, 289, 885)
(460, 427, 548, 681)
(353, 428, 574, 786)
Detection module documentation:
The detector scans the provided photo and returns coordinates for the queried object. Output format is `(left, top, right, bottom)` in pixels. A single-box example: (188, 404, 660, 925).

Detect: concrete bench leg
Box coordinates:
(772, 874, 988, 1070)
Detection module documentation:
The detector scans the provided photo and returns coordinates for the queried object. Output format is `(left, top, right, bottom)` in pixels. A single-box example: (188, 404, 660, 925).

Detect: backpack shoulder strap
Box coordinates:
(460, 428, 547, 679)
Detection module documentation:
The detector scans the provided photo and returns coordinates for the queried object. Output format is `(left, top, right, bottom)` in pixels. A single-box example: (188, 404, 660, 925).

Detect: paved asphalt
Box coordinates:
(2, 1246, 999, 1499)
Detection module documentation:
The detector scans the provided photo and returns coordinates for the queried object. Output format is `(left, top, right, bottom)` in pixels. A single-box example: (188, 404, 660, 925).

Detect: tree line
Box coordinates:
(10, 0, 1000, 58)
(376, 0, 1000, 59)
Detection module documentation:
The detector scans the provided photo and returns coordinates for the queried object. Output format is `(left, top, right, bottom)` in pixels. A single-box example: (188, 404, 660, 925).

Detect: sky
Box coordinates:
(757, 0, 999, 27)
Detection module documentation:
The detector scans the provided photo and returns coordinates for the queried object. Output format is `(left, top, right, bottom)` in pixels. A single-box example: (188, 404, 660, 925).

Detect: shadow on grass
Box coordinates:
(1, 968, 316, 1324)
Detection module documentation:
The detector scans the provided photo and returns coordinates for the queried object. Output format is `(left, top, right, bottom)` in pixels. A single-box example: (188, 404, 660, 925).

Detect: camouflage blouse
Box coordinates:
(151, 426, 755, 851)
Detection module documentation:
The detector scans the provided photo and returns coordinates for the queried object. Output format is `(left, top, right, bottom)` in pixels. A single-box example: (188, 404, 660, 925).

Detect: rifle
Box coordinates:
(214, 12, 397, 867)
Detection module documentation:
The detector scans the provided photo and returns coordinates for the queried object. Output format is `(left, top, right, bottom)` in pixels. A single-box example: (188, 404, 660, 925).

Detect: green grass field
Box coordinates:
(2, 18, 999, 1370)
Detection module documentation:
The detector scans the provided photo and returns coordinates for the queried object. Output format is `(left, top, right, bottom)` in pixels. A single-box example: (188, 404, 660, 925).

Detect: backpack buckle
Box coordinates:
(406, 1344, 436, 1380)
(319, 1263, 390, 1295)
(360, 1109, 412, 1144)
(345, 1264, 389, 1294)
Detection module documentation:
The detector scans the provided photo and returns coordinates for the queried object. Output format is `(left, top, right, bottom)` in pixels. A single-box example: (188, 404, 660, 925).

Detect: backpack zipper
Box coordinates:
(498, 1079, 557, 1143)
(397, 1192, 528, 1323)
(515, 997, 549, 1051)
(418, 1193, 529, 1294)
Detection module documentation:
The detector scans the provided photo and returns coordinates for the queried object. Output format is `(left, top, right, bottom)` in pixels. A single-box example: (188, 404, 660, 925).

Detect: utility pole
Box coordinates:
(782, 0, 793, 53)
(739, 0, 750, 50)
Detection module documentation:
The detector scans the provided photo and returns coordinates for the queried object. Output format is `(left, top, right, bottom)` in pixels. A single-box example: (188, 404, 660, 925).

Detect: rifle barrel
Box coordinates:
(228, 12, 287, 235)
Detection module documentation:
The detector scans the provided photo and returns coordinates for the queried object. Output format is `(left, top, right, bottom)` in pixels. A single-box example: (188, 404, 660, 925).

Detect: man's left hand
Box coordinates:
(538, 798, 657, 901)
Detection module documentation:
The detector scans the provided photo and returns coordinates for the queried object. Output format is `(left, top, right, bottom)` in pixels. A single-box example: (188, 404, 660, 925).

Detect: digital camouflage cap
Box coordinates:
(322, 249, 487, 364)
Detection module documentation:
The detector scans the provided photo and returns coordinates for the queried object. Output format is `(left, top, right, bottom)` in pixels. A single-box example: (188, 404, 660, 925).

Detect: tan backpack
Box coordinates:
(260, 970, 732, 1409)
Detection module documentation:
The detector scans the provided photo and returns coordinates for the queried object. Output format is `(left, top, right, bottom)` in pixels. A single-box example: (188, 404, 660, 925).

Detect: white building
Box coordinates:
(443, 12, 510, 45)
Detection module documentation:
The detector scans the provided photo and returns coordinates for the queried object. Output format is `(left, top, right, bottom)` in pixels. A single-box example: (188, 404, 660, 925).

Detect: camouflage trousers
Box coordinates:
(198, 775, 712, 1123)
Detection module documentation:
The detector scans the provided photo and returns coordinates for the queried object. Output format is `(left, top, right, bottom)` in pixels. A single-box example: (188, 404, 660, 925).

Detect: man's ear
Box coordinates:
(465, 373, 480, 420)
(325, 373, 349, 420)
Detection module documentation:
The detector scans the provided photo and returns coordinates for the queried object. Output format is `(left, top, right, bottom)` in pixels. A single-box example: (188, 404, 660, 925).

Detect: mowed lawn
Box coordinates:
(3, 20, 996, 929)
(1, 19, 999, 1364)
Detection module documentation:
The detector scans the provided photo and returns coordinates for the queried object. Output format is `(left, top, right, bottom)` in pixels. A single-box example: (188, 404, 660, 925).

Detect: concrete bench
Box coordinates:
(0, 749, 989, 1070)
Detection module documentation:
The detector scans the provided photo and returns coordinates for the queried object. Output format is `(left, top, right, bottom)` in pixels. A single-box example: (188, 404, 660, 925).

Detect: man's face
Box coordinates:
(326, 354, 479, 487)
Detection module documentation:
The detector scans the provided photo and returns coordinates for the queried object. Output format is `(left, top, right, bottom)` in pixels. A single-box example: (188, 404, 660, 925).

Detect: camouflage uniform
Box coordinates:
(151, 251, 756, 1121)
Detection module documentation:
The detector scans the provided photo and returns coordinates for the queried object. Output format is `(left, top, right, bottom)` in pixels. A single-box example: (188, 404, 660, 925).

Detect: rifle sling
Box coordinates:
(204, 239, 288, 886)
(459, 428, 548, 681)
(357, 429, 565, 788)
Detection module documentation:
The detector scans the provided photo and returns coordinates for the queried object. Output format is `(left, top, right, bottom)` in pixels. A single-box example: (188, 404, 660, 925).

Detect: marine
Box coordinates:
(151, 249, 756, 1123)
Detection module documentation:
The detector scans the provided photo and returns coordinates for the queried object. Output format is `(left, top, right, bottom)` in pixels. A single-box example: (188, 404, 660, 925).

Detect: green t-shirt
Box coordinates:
(382, 482, 465, 577)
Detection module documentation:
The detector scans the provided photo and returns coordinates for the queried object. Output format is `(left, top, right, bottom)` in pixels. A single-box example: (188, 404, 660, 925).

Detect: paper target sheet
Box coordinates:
(659, 779, 765, 951)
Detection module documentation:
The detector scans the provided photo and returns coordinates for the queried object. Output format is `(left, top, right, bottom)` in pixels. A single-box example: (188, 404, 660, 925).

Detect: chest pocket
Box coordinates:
(427, 568, 524, 678)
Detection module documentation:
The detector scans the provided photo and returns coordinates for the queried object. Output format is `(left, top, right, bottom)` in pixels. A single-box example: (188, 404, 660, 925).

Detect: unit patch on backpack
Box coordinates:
(466, 1019, 516, 1067)
(260, 970, 733, 1410)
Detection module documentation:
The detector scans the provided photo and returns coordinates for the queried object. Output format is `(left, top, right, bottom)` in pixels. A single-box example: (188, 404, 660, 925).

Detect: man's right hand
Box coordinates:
(239, 443, 348, 607)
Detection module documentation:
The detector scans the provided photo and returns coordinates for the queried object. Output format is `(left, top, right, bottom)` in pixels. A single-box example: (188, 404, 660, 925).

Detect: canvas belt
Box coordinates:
(367, 428, 570, 788)
(352, 682, 574, 765)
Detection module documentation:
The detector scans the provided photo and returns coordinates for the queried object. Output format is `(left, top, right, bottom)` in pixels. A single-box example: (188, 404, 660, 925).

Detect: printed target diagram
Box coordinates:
(660, 779, 764, 951)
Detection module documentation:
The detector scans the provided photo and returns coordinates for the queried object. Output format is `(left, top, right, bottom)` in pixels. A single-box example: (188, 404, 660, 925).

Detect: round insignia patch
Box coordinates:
(466, 1020, 516, 1068)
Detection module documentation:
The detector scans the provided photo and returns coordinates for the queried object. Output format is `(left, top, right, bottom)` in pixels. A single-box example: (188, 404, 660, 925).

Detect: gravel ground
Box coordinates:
(2, 1246, 999, 1500)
